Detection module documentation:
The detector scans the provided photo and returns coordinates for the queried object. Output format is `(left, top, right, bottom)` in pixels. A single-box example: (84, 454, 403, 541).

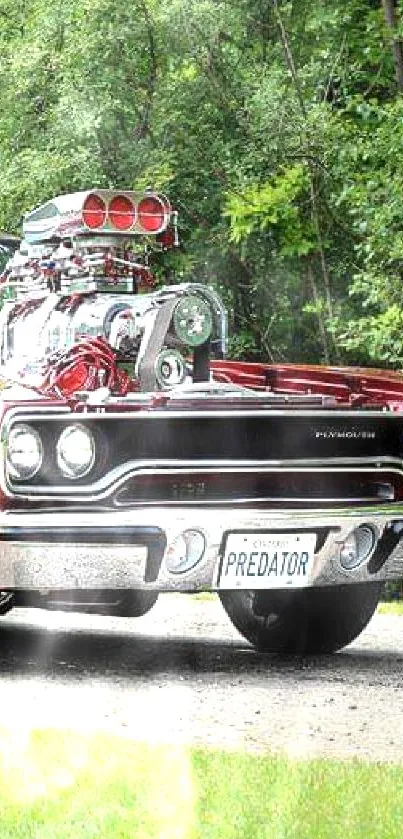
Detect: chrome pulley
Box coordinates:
(172, 294, 213, 347)
(154, 349, 187, 389)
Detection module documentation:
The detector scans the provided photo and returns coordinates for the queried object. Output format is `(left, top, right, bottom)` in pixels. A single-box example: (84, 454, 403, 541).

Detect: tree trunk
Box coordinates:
(381, 0, 403, 93)
(306, 260, 330, 365)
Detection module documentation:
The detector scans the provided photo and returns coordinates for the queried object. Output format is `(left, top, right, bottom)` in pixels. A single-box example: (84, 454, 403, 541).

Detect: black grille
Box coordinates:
(112, 470, 400, 508)
(8, 410, 403, 492)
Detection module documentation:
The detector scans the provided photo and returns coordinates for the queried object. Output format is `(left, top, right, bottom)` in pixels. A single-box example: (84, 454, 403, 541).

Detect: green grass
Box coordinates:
(0, 729, 403, 838)
(378, 601, 403, 615)
(191, 591, 217, 602)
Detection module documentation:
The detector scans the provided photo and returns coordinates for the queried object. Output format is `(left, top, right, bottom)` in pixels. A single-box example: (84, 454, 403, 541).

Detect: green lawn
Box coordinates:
(0, 729, 403, 839)
(378, 601, 403, 615)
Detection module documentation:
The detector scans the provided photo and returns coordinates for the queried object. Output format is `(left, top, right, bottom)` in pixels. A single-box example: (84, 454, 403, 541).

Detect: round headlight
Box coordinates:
(166, 529, 206, 574)
(6, 423, 43, 480)
(56, 424, 95, 479)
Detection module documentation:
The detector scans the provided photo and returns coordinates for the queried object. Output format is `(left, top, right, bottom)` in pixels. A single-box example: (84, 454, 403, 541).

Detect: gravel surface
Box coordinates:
(1, 594, 403, 763)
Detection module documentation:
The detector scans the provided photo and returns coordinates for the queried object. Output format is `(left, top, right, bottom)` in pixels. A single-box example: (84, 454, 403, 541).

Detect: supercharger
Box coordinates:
(0, 189, 227, 394)
(0, 283, 226, 391)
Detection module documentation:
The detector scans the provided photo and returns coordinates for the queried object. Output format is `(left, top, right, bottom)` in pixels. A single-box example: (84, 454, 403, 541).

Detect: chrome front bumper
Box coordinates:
(1, 506, 403, 591)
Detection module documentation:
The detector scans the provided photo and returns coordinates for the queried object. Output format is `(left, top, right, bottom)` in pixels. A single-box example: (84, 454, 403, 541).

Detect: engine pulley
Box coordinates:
(173, 295, 212, 347)
(154, 349, 187, 389)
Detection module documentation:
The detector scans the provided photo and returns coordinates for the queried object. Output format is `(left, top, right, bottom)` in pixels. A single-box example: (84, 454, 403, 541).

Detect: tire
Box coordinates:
(219, 582, 383, 654)
(113, 590, 159, 617)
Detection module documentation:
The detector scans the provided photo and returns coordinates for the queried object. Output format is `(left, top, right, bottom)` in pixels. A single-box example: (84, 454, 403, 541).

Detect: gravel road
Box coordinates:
(1, 594, 403, 763)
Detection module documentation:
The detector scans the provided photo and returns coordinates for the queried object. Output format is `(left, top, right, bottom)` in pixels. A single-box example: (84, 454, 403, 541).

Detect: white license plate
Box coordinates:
(218, 532, 316, 589)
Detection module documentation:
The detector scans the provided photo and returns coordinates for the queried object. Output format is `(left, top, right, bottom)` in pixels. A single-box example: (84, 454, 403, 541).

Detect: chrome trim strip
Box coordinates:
(2, 406, 401, 424)
(5, 461, 403, 501)
(3, 406, 403, 428)
(113, 494, 395, 509)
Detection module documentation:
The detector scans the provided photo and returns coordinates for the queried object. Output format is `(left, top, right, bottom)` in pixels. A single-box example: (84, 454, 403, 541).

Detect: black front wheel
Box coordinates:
(219, 582, 383, 654)
(111, 590, 159, 617)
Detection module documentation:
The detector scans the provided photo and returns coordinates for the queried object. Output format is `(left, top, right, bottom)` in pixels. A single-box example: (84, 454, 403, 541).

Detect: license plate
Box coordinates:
(218, 532, 316, 589)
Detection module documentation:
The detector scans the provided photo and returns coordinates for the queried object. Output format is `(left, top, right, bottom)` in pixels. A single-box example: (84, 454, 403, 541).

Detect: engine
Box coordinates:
(0, 189, 227, 398)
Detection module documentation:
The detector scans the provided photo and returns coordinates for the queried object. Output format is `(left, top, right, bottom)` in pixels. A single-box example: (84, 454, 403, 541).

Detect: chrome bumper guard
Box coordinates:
(0, 506, 403, 591)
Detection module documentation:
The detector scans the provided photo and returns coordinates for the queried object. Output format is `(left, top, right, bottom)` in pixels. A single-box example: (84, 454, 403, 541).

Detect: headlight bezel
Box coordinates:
(56, 422, 96, 480)
(5, 422, 44, 481)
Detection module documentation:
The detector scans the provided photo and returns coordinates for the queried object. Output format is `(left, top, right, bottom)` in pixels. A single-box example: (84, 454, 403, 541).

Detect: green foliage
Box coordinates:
(224, 164, 315, 257)
(1, 0, 403, 365)
(382, 581, 403, 602)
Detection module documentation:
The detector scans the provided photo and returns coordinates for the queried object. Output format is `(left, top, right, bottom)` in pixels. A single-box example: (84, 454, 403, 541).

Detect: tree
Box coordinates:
(381, 0, 403, 92)
(1, 0, 403, 367)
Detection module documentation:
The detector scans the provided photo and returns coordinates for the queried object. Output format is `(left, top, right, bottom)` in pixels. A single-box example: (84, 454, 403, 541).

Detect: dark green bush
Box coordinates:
(383, 581, 403, 601)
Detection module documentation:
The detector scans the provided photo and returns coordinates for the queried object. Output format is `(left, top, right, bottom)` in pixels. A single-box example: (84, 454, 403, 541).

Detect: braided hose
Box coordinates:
(39, 336, 133, 398)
